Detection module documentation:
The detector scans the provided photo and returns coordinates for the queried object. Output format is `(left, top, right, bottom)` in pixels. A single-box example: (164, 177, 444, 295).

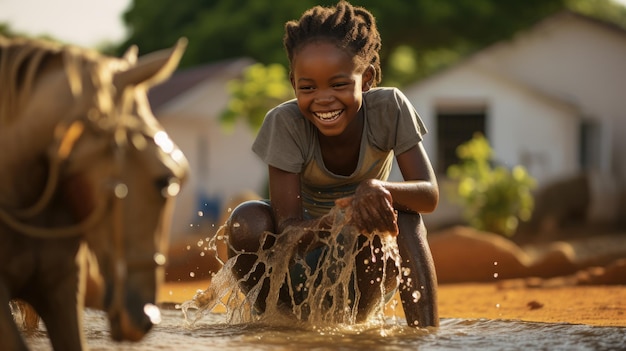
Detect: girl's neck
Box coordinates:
(318, 108, 364, 147)
(318, 108, 364, 176)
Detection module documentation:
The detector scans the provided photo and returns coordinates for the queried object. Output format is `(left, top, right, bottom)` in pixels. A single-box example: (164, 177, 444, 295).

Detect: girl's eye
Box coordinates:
(332, 82, 350, 88)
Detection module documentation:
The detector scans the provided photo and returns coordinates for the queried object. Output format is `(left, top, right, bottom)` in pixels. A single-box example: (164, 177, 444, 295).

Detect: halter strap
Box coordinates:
(0, 120, 112, 238)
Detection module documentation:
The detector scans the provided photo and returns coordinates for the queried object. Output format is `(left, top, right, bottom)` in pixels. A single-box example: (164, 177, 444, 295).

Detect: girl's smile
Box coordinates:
(313, 109, 344, 122)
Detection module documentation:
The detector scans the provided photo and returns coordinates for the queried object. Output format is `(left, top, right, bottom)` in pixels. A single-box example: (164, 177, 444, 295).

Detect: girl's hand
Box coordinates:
(335, 179, 398, 236)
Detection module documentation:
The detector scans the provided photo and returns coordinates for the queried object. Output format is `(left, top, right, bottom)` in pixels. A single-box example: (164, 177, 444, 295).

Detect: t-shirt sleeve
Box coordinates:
(252, 101, 309, 174)
(367, 87, 427, 155)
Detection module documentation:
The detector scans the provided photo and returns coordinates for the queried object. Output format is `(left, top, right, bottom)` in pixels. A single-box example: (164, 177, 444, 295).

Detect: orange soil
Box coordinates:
(158, 279, 626, 328)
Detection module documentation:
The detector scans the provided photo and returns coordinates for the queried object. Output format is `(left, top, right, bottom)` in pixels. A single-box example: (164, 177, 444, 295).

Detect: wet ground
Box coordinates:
(24, 308, 626, 351)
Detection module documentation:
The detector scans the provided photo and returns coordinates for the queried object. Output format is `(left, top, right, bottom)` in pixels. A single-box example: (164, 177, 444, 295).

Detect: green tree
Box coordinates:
(116, 0, 626, 82)
(446, 134, 536, 237)
(220, 63, 294, 132)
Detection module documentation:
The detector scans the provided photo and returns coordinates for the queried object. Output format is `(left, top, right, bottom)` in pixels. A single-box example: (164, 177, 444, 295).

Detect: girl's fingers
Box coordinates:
(335, 196, 353, 208)
(335, 188, 397, 235)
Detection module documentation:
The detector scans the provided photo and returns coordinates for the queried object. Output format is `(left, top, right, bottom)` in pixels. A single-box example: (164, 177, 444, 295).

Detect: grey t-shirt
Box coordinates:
(252, 87, 427, 217)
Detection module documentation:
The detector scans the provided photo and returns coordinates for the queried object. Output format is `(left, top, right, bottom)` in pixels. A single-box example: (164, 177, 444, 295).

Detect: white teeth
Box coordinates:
(315, 110, 342, 121)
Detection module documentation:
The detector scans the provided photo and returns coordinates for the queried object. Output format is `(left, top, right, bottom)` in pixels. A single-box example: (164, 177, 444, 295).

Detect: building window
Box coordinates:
(436, 105, 487, 173)
(579, 119, 600, 171)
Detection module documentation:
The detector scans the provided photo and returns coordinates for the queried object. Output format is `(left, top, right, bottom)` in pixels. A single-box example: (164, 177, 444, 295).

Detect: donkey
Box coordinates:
(0, 36, 189, 350)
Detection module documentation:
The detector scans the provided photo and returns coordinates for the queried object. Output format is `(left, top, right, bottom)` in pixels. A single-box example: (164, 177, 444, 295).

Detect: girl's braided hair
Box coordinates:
(283, 1, 382, 86)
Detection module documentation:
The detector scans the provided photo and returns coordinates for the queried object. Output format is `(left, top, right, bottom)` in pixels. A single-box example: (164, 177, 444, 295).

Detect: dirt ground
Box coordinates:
(161, 226, 626, 328)
(158, 279, 626, 327)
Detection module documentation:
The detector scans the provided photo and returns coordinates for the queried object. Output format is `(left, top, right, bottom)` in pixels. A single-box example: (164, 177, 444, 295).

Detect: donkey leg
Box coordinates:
(36, 288, 84, 351)
(1, 288, 29, 351)
(34, 254, 86, 351)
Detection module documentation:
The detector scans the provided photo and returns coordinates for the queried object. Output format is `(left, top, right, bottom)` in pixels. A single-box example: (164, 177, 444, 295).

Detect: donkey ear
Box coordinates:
(121, 44, 138, 65)
(114, 37, 187, 90)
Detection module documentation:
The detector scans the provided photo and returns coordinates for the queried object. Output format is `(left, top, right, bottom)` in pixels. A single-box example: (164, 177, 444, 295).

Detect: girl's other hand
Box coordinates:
(335, 179, 398, 236)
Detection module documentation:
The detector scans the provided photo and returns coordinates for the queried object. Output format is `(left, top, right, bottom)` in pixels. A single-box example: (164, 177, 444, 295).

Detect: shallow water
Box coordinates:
(22, 209, 626, 350)
(24, 308, 626, 351)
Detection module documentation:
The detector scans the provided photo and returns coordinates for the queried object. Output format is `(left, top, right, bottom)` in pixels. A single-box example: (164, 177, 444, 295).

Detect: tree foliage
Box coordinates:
(115, 0, 626, 83)
(447, 134, 536, 237)
(220, 63, 294, 132)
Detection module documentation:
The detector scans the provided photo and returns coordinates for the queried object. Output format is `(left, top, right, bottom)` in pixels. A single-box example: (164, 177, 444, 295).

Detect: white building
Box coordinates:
(404, 11, 626, 228)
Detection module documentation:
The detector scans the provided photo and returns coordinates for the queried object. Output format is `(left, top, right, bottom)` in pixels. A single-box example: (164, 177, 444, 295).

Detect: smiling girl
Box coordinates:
(225, 1, 439, 327)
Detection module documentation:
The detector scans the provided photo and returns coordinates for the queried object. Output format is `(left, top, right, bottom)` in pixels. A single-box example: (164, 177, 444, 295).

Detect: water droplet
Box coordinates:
(232, 222, 241, 228)
(495, 303, 500, 309)
(153, 253, 166, 266)
(186, 245, 191, 251)
(144, 303, 162, 324)
(200, 252, 205, 257)
(493, 273, 499, 278)
(197, 211, 204, 217)
(163, 181, 180, 197)
(412, 290, 421, 302)
(494, 261, 498, 266)
(113, 183, 128, 199)
(197, 240, 204, 247)
(189, 272, 195, 278)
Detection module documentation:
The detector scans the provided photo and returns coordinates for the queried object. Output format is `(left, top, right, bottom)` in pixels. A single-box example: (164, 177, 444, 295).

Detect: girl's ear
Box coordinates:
(361, 65, 375, 92)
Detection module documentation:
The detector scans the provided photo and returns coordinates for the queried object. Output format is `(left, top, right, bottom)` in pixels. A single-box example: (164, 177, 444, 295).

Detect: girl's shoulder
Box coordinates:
(364, 87, 412, 112)
(262, 98, 310, 132)
(267, 98, 301, 120)
(258, 98, 312, 142)
(363, 87, 413, 118)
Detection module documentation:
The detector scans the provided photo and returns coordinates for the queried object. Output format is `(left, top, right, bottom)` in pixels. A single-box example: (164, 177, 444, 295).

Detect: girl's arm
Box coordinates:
(268, 165, 330, 252)
(386, 142, 439, 213)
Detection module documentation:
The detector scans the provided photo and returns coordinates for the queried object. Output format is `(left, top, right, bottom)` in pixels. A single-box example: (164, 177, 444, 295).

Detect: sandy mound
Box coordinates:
(429, 226, 626, 284)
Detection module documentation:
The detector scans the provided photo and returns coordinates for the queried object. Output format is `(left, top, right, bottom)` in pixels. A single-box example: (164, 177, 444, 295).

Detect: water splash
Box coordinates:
(181, 206, 403, 328)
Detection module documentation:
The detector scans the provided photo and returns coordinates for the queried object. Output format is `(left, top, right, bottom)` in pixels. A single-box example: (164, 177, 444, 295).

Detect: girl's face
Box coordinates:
(290, 41, 373, 137)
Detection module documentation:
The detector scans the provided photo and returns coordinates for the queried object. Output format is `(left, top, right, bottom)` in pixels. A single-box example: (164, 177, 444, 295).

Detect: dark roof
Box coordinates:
(554, 10, 626, 37)
(148, 58, 252, 111)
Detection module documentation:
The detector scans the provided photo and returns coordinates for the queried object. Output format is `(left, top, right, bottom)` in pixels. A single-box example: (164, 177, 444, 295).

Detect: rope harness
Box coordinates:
(0, 43, 165, 321)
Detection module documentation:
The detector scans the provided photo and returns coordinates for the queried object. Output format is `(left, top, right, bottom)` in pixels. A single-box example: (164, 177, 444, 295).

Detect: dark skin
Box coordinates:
(228, 40, 439, 326)
(271, 41, 438, 241)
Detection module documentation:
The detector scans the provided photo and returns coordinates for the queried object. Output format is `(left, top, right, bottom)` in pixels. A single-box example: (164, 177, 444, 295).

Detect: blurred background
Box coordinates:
(2, 1, 625, 273)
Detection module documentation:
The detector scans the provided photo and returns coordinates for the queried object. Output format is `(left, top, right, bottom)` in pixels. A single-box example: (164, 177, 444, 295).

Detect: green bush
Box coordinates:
(446, 133, 536, 237)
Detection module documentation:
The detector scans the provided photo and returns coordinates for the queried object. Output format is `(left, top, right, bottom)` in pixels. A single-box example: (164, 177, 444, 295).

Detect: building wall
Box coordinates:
(406, 63, 579, 186)
(155, 61, 266, 239)
(159, 113, 265, 239)
(474, 13, 626, 181)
